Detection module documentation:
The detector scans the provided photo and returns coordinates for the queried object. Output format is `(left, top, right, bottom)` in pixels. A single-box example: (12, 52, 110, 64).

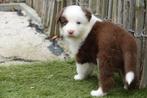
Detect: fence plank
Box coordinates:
(108, 0, 112, 19)
(140, 0, 147, 88)
(123, 0, 129, 29)
(129, 0, 136, 30)
(112, 0, 117, 23)
(89, 0, 97, 14)
(101, 0, 108, 18)
(117, 0, 123, 24)
(47, 0, 57, 36)
(135, 0, 145, 86)
(95, 0, 101, 17)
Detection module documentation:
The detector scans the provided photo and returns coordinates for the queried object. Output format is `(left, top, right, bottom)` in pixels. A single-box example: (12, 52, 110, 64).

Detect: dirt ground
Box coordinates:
(0, 11, 64, 64)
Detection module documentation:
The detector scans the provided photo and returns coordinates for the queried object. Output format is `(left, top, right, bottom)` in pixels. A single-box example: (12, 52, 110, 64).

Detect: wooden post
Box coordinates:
(79, 0, 88, 7)
(41, 0, 49, 31)
(101, 0, 108, 18)
(66, 0, 73, 5)
(95, 0, 102, 17)
(50, 0, 58, 36)
(89, 0, 97, 14)
(108, 0, 112, 19)
(135, 0, 145, 88)
(117, 0, 123, 24)
(128, 0, 136, 30)
(139, 0, 147, 88)
(111, 0, 118, 23)
(123, 0, 130, 29)
(47, 0, 56, 36)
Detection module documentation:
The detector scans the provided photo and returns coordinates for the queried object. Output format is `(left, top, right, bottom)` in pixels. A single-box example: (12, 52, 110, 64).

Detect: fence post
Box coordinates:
(111, 0, 117, 23)
(140, 35, 147, 88)
(134, 0, 145, 87)
(117, 0, 123, 24)
(139, 0, 147, 88)
(95, 0, 102, 17)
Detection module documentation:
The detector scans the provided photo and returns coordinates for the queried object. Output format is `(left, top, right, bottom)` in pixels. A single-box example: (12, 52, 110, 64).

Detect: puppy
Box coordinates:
(57, 5, 138, 97)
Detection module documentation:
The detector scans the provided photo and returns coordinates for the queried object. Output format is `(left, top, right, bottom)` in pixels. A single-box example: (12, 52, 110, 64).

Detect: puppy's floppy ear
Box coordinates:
(56, 8, 64, 24)
(82, 8, 92, 21)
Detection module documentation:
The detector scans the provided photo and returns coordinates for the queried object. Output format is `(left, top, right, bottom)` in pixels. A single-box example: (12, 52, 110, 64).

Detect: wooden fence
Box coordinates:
(0, 0, 147, 88)
(23, 0, 146, 35)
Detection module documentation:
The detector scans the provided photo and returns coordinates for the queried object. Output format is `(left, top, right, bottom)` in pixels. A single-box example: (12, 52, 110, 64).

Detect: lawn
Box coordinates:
(0, 60, 147, 98)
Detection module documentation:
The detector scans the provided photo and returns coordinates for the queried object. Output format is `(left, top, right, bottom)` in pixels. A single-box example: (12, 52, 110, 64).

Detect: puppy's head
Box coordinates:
(57, 5, 92, 39)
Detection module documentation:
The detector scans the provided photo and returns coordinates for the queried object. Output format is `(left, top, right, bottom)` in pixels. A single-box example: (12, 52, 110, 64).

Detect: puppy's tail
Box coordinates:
(125, 71, 135, 85)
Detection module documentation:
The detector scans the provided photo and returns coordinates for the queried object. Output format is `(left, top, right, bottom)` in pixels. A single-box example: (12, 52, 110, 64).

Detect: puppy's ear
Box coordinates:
(56, 8, 64, 24)
(82, 8, 92, 21)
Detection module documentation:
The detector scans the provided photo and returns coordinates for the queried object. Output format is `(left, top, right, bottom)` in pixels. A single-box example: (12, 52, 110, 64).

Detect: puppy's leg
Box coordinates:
(91, 52, 114, 97)
(74, 63, 94, 80)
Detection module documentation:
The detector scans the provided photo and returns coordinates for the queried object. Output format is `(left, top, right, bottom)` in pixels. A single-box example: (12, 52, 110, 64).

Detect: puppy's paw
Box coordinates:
(124, 85, 128, 90)
(90, 87, 107, 97)
(74, 74, 85, 80)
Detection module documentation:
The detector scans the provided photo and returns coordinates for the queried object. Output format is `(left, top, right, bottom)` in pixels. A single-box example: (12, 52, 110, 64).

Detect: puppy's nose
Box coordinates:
(68, 30, 74, 35)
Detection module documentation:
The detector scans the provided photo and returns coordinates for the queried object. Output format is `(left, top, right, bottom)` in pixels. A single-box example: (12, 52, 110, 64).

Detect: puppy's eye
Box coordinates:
(61, 21, 68, 26)
(62, 22, 67, 25)
(77, 21, 81, 24)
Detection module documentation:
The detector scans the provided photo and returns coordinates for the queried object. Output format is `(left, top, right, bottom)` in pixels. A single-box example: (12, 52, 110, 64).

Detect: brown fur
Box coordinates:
(82, 8, 92, 21)
(76, 21, 138, 92)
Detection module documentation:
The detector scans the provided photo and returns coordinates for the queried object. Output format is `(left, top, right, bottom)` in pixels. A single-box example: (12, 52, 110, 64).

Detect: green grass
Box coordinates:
(0, 60, 147, 98)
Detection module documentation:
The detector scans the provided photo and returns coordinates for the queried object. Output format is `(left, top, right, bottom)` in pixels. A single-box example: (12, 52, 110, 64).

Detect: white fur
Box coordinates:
(126, 71, 134, 85)
(74, 63, 95, 80)
(91, 87, 107, 97)
(124, 85, 128, 90)
(60, 5, 102, 57)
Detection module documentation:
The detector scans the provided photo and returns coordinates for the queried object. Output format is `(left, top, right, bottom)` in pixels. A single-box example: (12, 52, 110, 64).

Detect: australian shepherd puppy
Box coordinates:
(57, 5, 138, 97)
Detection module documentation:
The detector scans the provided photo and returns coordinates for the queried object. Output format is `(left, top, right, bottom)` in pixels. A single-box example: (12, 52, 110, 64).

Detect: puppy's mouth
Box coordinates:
(68, 35, 75, 37)
(67, 34, 76, 38)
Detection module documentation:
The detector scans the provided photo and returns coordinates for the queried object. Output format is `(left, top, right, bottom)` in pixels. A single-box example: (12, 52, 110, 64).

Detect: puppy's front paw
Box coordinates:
(90, 87, 107, 97)
(124, 85, 128, 90)
(74, 74, 85, 80)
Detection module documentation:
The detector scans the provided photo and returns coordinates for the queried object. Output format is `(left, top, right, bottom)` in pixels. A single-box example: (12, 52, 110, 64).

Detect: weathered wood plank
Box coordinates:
(101, 0, 108, 18)
(129, 0, 136, 30)
(139, 0, 147, 88)
(95, 0, 101, 17)
(123, 0, 130, 29)
(108, 0, 112, 19)
(112, 0, 118, 23)
(89, 0, 97, 14)
(47, 0, 56, 36)
(135, 0, 145, 84)
(117, 0, 123, 24)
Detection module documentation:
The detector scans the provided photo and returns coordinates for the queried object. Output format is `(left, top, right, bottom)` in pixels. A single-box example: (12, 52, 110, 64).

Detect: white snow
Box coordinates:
(0, 11, 61, 64)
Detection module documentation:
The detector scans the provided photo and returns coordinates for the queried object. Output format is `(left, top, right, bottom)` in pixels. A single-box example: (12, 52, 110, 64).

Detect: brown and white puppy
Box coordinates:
(57, 5, 137, 97)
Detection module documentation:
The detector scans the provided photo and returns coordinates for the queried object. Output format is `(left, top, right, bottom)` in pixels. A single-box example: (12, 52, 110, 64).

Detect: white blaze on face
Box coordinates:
(59, 5, 101, 57)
